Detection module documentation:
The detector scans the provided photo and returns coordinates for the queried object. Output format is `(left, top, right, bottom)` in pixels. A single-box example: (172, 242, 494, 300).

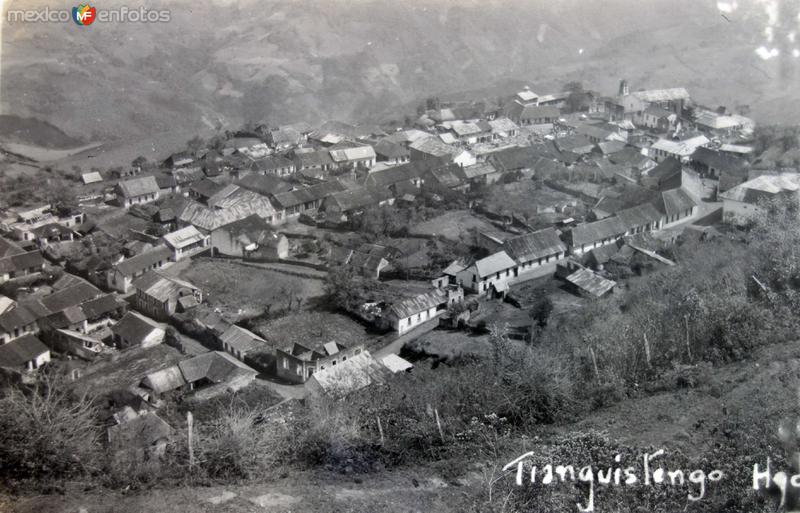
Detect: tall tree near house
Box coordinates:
(187, 136, 206, 155)
(530, 296, 554, 328)
(564, 81, 589, 113)
(131, 155, 147, 170)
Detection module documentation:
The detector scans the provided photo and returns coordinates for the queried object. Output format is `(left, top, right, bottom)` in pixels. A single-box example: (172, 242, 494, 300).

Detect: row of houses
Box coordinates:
(441, 183, 698, 296)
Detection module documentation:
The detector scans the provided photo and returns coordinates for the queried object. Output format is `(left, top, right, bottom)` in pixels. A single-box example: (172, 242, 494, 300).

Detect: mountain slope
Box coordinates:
(1, 0, 797, 146)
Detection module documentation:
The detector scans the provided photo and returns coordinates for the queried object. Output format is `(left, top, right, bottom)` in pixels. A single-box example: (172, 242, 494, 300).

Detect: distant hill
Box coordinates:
(2, 0, 797, 149)
(0, 115, 86, 148)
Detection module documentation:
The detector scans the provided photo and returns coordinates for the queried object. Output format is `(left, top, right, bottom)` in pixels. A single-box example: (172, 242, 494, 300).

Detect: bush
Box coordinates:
(0, 377, 102, 483)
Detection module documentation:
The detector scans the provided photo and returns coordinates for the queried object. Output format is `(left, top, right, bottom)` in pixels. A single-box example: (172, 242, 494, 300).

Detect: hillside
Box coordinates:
(5, 336, 799, 513)
(2, 0, 797, 151)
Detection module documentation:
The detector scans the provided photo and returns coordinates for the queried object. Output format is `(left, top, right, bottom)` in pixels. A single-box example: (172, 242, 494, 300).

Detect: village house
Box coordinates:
(385, 287, 462, 335)
(164, 152, 194, 168)
(719, 173, 800, 225)
(269, 180, 347, 221)
(502, 228, 569, 278)
(694, 110, 754, 136)
(567, 216, 629, 256)
(0, 250, 45, 285)
(362, 159, 438, 191)
(617, 85, 690, 123)
(1, 204, 85, 243)
(52, 328, 108, 360)
(562, 264, 617, 298)
(173, 167, 205, 189)
(81, 171, 103, 185)
(305, 350, 389, 399)
(690, 146, 749, 182)
(0, 305, 40, 344)
(0, 334, 51, 373)
(408, 137, 476, 167)
(641, 157, 683, 190)
(462, 162, 502, 186)
(0, 295, 14, 315)
(141, 351, 257, 400)
(507, 103, 561, 126)
(488, 117, 520, 139)
(456, 251, 519, 296)
(447, 121, 489, 145)
(107, 246, 172, 293)
(650, 135, 710, 163)
(189, 179, 226, 203)
(615, 203, 665, 234)
(329, 145, 377, 169)
(179, 185, 282, 229)
(219, 324, 272, 362)
(162, 226, 210, 261)
(656, 187, 699, 227)
(276, 339, 365, 384)
(236, 173, 293, 199)
(423, 165, 469, 192)
(333, 243, 395, 279)
(110, 311, 165, 349)
(293, 149, 336, 174)
(373, 139, 411, 165)
(250, 155, 296, 177)
(608, 147, 656, 176)
(132, 271, 202, 321)
(210, 214, 288, 259)
(318, 187, 387, 222)
(514, 87, 539, 106)
(116, 176, 160, 208)
(574, 122, 626, 144)
(641, 106, 677, 133)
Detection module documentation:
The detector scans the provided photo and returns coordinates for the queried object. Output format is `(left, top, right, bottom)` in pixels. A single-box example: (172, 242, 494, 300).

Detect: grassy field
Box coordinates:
(484, 181, 584, 221)
(179, 260, 325, 318)
(409, 210, 500, 241)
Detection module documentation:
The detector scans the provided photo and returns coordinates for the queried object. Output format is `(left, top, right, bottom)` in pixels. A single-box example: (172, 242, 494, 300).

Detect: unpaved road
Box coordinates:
(5, 468, 485, 513)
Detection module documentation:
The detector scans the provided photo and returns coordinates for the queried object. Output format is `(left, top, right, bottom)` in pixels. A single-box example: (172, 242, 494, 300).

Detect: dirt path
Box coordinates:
(6, 468, 483, 513)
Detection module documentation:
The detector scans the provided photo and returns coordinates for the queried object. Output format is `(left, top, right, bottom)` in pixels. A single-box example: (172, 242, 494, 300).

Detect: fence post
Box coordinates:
(434, 408, 445, 444)
(589, 347, 600, 384)
(187, 411, 194, 470)
(377, 415, 385, 446)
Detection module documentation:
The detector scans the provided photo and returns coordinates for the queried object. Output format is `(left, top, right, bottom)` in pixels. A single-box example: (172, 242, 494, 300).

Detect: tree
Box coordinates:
(131, 156, 148, 170)
(324, 266, 375, 312)
(186, 135, 206, 155)
(0, 376, 102, 481)
(564, 81, 589, 113)
(530, 296, 554, 328)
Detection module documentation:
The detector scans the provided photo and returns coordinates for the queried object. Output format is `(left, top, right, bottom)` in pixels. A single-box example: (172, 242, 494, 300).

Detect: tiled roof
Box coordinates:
(504, 228, 567, 264)
(111, 311, 162, 344)
(388, 289, 447, 319)
(117, 176, 159, 198)
(473, 251, 517, 278)
(0, 334, 48, 368)
(163, 226, 206, 249)
(569, 216, 629, 247)
(114, 246, 171, 277)
(566, 268, 616, 297)
(132, 271, 199, 303)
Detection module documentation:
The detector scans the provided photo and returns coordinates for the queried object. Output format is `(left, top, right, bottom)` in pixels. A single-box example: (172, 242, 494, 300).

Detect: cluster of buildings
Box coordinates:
(0, 75, 785, 458)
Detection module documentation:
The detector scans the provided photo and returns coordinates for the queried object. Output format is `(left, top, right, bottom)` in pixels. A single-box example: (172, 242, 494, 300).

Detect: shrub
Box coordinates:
(0, 377, 102, 483)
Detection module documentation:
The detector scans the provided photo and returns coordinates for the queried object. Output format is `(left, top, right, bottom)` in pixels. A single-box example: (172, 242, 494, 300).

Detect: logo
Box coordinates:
(72, 4, 96, 25)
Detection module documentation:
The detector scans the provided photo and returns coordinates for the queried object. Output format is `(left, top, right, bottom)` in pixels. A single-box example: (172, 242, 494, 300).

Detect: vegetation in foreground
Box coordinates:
(2, 197, 800, 512)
